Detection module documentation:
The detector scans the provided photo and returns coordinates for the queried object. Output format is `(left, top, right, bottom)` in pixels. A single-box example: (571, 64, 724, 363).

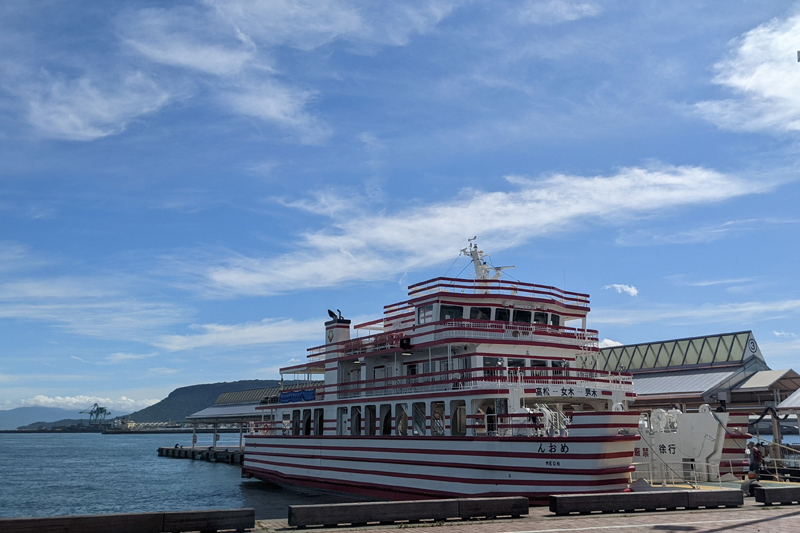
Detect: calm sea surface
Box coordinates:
(0, 432, 361, 520)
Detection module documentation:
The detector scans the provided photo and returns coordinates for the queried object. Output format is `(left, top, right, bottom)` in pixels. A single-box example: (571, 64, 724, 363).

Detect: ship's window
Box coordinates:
(396, 403, 408, 436)
(439, 305, 463, 321)
(412, 402, 426, 436)
(550, 314, 561, 327)
(380, 404, 392, 436)
(407, 363, 417, 376)
(533, 312, 547, 324)
(350, 406, 361, 436)
(552, 360, 569, 377)
(336, 407, 348, 435)
(292, 410, 301, 436)
(508, 358, 525, 377)
(366, 405, 377, 436)
(450, 400, 466, 436)
(313, 408, 324, 436)
(431, 402, 445, 436)
(530, 359, 547, 377)
(469, 307, 492, 320)
(302, 409, 312, 436)
(513, 310, 531, 323)
(483, 357, 502, 377)
(417, 304, 434, 324)
(495, 308, 511, 322)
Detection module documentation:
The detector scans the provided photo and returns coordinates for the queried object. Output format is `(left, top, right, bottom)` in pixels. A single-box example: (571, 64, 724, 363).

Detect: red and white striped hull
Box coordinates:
(243, 429, 638, 503)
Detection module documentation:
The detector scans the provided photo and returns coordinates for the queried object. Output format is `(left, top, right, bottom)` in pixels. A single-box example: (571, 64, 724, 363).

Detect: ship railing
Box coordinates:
(432, 320, 599, 345)
(631, 461, 722, 488)
(334, 366, 633, 398)
(304, 319, 598, 361)
(406, 277, 591, 308)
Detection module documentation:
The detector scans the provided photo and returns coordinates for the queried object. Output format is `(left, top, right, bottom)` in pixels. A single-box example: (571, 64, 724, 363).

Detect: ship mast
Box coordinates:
(460, 237, 514, 280)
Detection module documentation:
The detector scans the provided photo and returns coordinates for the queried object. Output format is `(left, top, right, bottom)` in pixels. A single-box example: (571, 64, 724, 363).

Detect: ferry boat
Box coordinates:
(242, 242, 642, 502)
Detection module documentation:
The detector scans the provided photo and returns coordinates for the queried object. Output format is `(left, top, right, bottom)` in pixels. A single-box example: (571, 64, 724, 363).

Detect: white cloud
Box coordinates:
(193, 164, 768, 296)
(206, 0, 459, 49)
(106, 352, 159, 363)
(120, 7, 256, 76)
(678, 278, 755, 287)
(604, 284, 638, 297)
(599, 338, 623, 348)
(695, 12, 800, 133)
(517, 0, 602, 25)
(592, 299, 800, 326)
(156, 317, 321, 351)
(0, 276, 190, 340)
(27, 72, 171, 141)
(614, 219, 793, 246)
(773, 331, 797, 338)
(148, 367, 178, 375)
(221, 80, 331, 144)
(19, 395, 158, 412)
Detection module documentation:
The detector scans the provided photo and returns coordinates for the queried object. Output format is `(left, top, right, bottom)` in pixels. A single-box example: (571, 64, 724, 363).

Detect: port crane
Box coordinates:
(80, 403, 110, 425)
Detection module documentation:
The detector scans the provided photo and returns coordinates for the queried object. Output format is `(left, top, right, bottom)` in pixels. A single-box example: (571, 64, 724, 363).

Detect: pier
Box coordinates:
(157, 445, 244, 464)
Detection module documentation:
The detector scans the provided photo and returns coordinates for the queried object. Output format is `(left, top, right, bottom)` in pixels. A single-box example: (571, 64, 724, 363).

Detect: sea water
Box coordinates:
(0, 432, 361, 519)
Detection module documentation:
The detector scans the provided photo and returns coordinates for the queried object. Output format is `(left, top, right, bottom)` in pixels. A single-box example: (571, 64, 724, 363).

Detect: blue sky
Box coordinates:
(1, 0, 799, 412)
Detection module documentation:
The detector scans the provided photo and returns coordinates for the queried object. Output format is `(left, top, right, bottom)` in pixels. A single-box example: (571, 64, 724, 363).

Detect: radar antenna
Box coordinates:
(460, 239, 515, 280)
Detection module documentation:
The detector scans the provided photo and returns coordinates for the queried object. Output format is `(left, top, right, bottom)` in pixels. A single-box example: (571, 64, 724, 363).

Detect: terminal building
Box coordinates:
(598, 330, 800, 441)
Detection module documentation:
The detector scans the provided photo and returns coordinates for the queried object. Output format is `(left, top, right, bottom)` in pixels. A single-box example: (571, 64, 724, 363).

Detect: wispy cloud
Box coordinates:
(516, 0, 602, 25)
(773, 330, 797, 338)
(0, 275, 190, 340)
(183, 164, 769, 296)
(592, 299, 800, 326)
(695, 11, 800, 133)
(667, 275, 755, 287)
(106, 352, 159, 364)
(120, 6, 256, 76)
(155, 317, 321, 351)
(615, 219, 792, 246)
(604, 284, 638, 297)
(26, 72, 171, 141)
(148, 367, 178, 376)
(220, 79, 331, 144)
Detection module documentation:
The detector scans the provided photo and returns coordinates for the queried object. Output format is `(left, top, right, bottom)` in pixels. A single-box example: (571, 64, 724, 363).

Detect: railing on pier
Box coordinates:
(632, 461, 722, 488)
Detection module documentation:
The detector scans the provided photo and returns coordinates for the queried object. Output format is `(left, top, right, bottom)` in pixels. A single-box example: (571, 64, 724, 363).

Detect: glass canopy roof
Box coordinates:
(596, 331, 762, 373)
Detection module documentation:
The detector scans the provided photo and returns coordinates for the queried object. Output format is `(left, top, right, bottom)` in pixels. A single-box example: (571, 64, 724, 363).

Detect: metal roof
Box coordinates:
(214, 387, 278, 405)
(597, 331, 766, 373)
(186, 403, 263, 421)
(631, 369, 737, 397)
(734, 369, 800, 392)
(778, 388, 800, 411)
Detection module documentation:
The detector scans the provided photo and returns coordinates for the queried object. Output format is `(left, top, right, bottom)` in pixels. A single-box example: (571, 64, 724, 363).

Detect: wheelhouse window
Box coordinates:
(533, 311, 547, 324)
(512, 310, 531, 323)
(550, 314, 561, 326)
(469, 307, 491, 320)
(417, 304, 434, 324)
(495, 308, 510, 322)
(440, 305, 463, 321)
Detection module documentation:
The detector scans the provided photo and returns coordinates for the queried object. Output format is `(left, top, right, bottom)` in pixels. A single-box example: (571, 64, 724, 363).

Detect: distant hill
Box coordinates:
(126, 379, 281, 423)
(0, 407, 84, 430)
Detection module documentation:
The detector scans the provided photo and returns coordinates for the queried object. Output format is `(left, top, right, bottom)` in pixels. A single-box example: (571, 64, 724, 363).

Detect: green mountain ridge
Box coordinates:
(127, 379, 281, 423)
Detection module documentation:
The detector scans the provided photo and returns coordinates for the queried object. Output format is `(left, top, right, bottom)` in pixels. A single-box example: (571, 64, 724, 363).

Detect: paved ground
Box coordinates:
(254, 500, 800, 533)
